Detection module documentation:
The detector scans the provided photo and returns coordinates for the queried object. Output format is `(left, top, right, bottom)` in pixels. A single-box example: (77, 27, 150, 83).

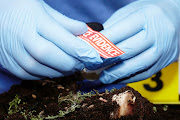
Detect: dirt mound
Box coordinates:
(0, 74, 179, 120)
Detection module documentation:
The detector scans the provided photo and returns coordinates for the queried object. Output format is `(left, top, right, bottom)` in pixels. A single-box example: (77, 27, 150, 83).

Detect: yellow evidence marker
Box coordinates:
(128, 62, 179, 104)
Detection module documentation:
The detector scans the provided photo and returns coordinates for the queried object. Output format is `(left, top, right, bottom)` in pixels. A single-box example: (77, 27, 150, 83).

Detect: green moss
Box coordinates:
(7, 88, 118, 119)
(8, 95, 21, 115)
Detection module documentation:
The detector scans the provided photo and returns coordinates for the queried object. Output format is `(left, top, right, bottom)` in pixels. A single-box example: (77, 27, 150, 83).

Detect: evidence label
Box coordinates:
(78, 26, 124, 58)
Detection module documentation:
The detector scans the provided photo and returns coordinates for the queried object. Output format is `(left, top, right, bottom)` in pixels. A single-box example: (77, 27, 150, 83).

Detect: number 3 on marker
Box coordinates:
(144, 71, 163, 91)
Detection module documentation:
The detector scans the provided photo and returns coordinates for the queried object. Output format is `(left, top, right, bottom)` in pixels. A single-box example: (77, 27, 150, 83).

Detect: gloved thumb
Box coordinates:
(41, 1, 87, 35)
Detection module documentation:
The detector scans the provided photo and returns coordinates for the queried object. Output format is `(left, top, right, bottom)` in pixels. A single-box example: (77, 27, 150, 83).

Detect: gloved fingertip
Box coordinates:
(47, 72, 64, 79)
(83, 61, 102, 70)
(76, 47, 103, 64)
(62, 63, 84, 76)
(69, 21, 88, 35)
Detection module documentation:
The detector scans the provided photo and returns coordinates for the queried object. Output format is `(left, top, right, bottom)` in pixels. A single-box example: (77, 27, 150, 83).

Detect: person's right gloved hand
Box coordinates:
(0, 0, 102, 80)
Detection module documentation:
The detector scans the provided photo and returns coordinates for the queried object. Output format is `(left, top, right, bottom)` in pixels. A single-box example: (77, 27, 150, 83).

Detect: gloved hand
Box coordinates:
(0, 0, 102, 80)
(99, 0, 180, 84)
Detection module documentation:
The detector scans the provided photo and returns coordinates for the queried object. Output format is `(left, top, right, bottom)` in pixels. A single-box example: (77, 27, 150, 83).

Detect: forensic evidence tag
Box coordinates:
(78, 26, 124, 58)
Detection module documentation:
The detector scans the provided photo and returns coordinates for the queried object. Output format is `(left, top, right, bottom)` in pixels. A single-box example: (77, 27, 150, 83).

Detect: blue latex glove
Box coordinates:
(99, 0, 180, 84)
(0, 0, 102, 80)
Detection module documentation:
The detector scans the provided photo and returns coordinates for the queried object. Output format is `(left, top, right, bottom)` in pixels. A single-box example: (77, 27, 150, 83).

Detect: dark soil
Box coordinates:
(0, 73, 180, 120)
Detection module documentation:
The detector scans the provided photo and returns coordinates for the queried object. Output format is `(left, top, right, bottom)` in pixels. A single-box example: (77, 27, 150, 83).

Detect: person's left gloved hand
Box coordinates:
(99, 0, 180, 84)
